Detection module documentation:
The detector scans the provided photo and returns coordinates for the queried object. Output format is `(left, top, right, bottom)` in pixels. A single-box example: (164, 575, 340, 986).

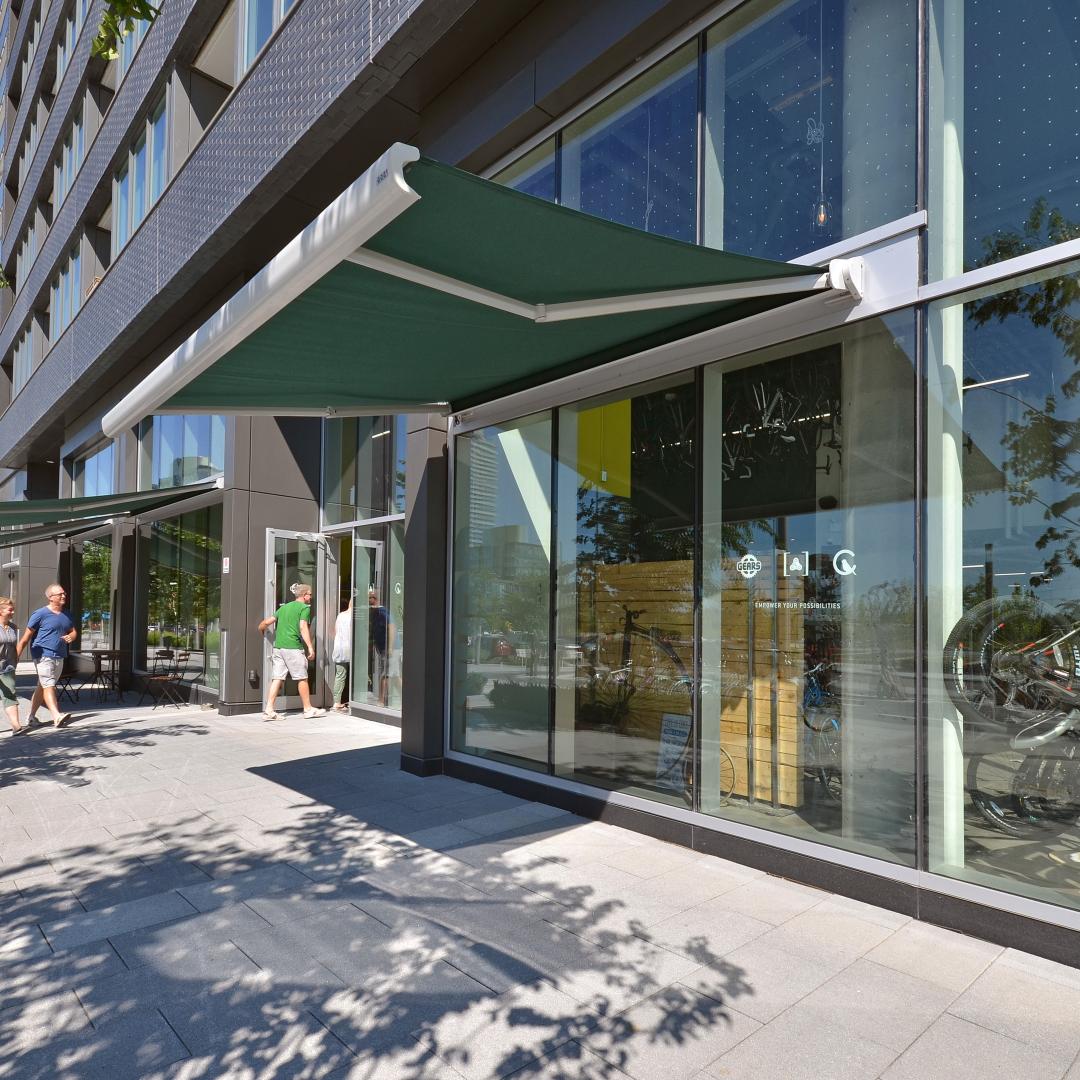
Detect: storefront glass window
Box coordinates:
(323, 416, 405, 525)
(72, 443, 114, 497)
(700, 315, 918, 865)
(703, 0, 916, 261)
(138, 504, 223, 688)
(73, 535, 112, 649)
(553, 376, 695, 802)
(927, 263, 1080, 910)
(139, 414, 225, 489)
(562, 44, 698, 243)
(928, 0, 1080, 281)
(451, 414, 552, 771)
(493, 139, 557, 202)
(350, 521, 405, 710)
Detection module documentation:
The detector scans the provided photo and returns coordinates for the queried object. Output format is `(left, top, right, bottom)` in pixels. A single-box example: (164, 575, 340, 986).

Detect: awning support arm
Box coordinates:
(346, 250, 864, 322)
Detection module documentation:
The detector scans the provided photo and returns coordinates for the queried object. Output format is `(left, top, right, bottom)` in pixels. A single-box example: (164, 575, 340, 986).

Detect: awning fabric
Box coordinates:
(0, 481, 219, 528)
(103, 143, 864, 436)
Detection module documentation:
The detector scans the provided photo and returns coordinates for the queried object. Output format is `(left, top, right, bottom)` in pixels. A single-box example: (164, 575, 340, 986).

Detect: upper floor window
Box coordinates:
(72, 442, 114, 497)
(17, 112, 40, 190)
(11, 324, 35, 397)
(49, 242, 81, 341)
(241, 0, 297, 73)
(138, 414, 225, 490)
(111, 92, 168, 258)
(117, 16, 150, 79)
(54, 106, 85, 207)
(20, 13, 41, 95)
(15, 216, 40, 291)
(55, 0, 89, 86)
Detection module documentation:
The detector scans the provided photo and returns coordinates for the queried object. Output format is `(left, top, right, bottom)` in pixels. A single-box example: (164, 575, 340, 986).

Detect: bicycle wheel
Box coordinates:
(806, 711, 842, 801)
(944, 596, 1079, 728)
(716, 746, 737, 803)
(967, 745, 1080, 840)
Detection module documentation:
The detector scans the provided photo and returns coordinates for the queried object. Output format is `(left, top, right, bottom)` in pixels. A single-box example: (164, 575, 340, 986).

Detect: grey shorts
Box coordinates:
(271, 648, 309, 681)
(35, 657, 64, 688)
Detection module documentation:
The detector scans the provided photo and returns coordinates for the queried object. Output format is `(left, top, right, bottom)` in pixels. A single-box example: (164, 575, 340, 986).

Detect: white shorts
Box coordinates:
(271, 648, 309, 681)
(35, 657, 64, 688)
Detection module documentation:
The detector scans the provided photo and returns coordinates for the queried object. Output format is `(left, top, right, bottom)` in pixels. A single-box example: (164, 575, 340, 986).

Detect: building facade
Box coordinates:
(2, 0, 1080, 960)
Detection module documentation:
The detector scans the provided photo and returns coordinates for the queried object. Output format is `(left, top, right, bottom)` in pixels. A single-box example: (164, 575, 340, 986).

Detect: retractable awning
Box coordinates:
(0, 480, 220, 532)
(102, 143, 864, 436)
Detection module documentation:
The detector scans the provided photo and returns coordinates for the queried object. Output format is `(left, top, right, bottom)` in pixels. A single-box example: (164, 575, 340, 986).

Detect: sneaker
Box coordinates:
(262, 710, 281, 721)
(11, 726, 27, 736)
(54, 713, 72, 728)
(302, 708, 326, 718)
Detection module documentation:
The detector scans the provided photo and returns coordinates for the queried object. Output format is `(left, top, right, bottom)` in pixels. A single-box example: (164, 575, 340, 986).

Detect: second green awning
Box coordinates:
(0, 480, 220, 527)
(103, 143, 863, 436)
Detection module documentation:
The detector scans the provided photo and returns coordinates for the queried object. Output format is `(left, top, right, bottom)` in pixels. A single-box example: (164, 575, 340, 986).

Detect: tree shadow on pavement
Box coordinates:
(0, 734, 755, 1079)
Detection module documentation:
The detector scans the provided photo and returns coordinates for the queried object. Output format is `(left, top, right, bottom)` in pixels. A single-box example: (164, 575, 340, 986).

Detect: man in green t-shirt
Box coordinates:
(257, 582, 326, 720)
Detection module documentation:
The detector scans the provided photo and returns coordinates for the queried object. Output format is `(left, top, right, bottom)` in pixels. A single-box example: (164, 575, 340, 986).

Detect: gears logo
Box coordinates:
(736, 553, 762, 580)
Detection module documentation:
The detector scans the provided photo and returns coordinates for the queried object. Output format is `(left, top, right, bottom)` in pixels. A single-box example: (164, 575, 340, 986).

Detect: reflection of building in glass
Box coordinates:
(466, 435, 498, 547)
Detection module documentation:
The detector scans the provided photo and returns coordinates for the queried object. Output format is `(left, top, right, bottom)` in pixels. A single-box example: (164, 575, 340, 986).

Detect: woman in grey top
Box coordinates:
(0, 596, 25, 735)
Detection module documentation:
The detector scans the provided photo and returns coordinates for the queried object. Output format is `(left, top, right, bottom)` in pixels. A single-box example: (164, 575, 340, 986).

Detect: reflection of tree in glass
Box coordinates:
(967, 202, 1080, 585)
(81, 541, 111, 639)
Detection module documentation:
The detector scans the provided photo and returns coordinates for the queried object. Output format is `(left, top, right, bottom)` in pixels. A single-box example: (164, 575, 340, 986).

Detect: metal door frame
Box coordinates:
(351, 536, 384, 707)
(264, 528, 338, 709)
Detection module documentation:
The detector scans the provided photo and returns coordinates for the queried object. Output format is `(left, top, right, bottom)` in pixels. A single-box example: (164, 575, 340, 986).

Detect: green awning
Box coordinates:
(0, 481, 219, 527)
(0, 516, 116, 546)
(103, 143, 863, 435)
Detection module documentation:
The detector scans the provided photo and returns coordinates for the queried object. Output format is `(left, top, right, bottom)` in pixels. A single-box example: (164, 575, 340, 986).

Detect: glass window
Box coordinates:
(50, 244, 82, 340)
(114, 164, 130, 253)
(562, 44, 698, 243)
(137, 504, 223, 687)
(493, 139, 557, 201)
(929, 1, 1080, 280)
(72, 443, 114, 497)
(451, 414, 552, 771)
(118, 17, 149, 78)
(244, 0, 275, 68)
(703, 0, 917, 262)
(348, 521, 405, 710)
(700, 315, 918, 866)
(149, 96, 167, 202)
(74, 535, 112, 649)
(927, 262, 1080, 910)
(323, 415, 406, 525)
(11, 327, 34, 396)
(130, 133, 148, 231)
(553, 376, 696, 802)
(139, 414, 226, 489)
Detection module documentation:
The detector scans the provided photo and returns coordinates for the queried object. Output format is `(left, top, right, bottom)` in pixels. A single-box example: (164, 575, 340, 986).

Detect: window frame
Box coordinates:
(111, 90, 169, 259)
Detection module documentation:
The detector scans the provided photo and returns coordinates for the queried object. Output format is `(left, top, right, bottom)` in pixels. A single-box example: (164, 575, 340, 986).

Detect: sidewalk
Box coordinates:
(2, 707, 1079, 1080)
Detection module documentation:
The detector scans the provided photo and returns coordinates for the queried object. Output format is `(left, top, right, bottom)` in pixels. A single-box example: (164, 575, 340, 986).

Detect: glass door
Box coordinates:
(264, 529, 336, 709)
(351, 538, 384, 706)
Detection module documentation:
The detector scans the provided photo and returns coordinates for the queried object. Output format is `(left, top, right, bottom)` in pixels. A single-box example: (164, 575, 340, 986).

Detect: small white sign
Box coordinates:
(656, 713, 692, 790)
(222, 557, 230, 575)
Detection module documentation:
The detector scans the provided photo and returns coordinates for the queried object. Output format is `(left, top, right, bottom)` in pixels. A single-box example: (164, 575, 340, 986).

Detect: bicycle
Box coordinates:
(944, 595, 1080, 839)
(802, 662, 842, 800)
(579, 605, 736, 803)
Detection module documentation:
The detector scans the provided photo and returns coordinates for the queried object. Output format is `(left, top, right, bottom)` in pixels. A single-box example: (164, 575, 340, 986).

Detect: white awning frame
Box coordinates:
(102, 142, 864, 437)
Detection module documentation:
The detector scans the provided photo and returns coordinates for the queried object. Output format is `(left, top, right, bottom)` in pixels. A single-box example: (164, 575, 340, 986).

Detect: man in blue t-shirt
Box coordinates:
(17, 583, 76, 728)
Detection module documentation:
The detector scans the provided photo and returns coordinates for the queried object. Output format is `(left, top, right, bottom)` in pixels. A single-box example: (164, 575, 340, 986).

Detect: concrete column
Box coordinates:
(400, 413, 449, 776)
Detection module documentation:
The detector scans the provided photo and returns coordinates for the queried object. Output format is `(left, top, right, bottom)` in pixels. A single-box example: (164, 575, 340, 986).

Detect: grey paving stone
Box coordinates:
(175, 863, 309, 911)
(42, 890, 198, 951)
(865, 920, 1002, 992)
(628, 862, 756, 911)
(949, 960, 1080, 1067)
(638, 901, 774, 966)
(3, 1005, 191, 1079)
(750, 901, 895, 974)
(679, 937, 835, 1023)
(879, 1013, 1064, 1080)
(0, 989, 91, 1054)
(704, 877, 824, 926)
(0, 924, 53, 962)
(581, 985, 760, 1080)
(784, 958, 955, 1052)
(0, 940, 125, 1012)
(414, 979, 601, 1079)
(704, 1004, 897, 1080)
(70, 862, 215, 911)
(499, 1042, 626, 1079)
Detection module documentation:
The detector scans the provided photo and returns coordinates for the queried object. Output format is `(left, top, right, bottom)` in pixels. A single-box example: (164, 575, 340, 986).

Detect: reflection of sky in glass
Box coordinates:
(959, 269, 1080, 602)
